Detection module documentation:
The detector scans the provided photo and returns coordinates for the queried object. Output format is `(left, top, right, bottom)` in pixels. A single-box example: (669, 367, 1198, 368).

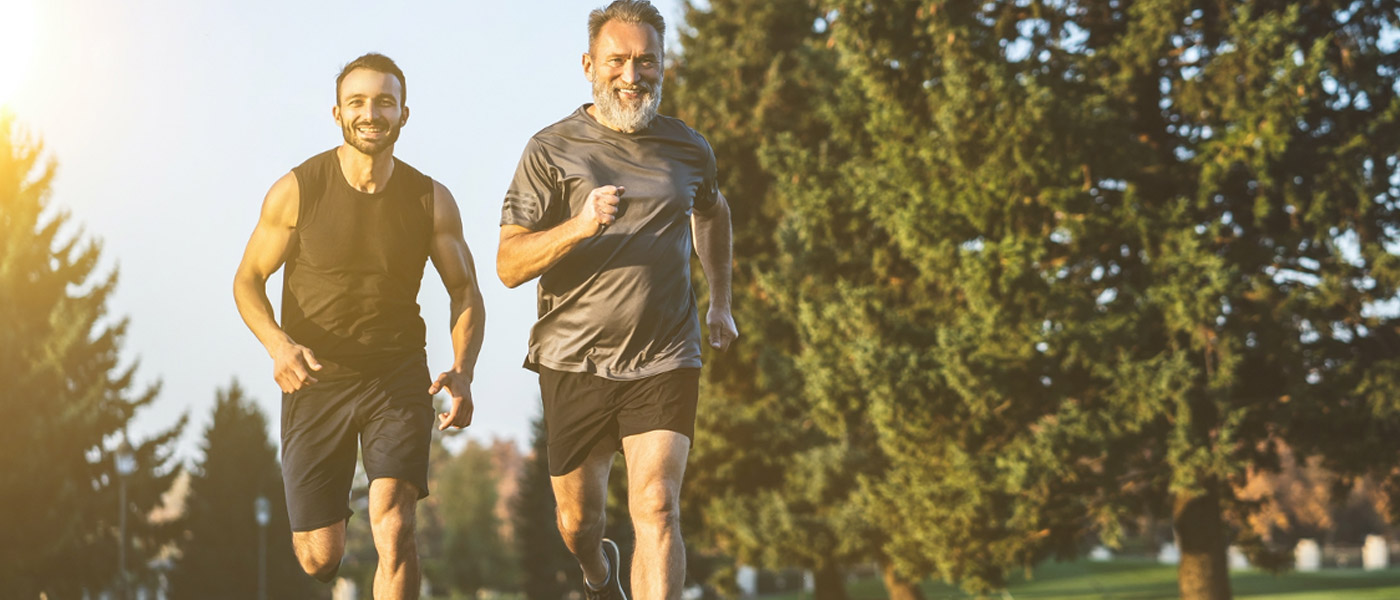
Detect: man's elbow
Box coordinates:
(496, 263, 522, 289)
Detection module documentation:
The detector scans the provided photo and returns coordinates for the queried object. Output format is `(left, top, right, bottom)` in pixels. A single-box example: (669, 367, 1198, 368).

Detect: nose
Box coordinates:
(620, 59, 638, 85)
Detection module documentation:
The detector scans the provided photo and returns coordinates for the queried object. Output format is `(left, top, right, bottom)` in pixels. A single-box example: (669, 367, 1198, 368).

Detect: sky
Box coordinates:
(3, 0, 690, 460)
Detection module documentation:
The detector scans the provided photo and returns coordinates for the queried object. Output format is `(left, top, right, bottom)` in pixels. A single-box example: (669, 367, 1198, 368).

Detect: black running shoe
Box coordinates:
(585, 538, 626, 600)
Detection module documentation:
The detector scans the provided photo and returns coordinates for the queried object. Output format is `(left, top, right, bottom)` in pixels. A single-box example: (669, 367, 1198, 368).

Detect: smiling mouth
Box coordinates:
(356, 123, 389, 138)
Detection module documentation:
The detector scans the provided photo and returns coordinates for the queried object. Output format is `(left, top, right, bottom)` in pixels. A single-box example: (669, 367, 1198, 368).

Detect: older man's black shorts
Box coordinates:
(280, 354, 433, 532)
(539, 366, 700, 477)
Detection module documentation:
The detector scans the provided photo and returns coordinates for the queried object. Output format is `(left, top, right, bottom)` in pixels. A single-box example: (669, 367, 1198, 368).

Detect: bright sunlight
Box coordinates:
(0, 0, 38, 106)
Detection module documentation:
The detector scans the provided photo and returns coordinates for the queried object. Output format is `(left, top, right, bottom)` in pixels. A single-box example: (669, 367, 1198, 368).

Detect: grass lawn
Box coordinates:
(765, 559, 1400, 599)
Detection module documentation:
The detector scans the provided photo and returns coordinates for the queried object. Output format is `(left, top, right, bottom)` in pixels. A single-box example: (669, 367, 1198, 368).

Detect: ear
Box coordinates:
(400, 105, 410, 127)
(582, 51, 595, 81)
(332, 104, 342, 125)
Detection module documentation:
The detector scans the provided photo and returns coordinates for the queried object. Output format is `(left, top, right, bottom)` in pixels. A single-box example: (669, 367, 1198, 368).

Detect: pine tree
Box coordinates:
(776, 1, 1400, 597)
(0, 112, 184, 597)
(168, 381, 317, 599)
(667, 2, 883, 598)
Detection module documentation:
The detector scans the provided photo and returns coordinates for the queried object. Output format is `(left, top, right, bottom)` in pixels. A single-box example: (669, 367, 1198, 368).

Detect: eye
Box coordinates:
(608, 58, 625, 67)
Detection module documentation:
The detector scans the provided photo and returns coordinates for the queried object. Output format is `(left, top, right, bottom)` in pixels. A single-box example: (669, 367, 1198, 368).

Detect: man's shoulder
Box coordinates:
(529, 106, 592, 144)
(293, 148, 339, 173)
(651, 114, 712, 151)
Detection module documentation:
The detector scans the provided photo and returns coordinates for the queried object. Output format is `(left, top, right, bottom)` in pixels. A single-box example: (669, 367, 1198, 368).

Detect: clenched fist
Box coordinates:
(576, 185, 625, 237)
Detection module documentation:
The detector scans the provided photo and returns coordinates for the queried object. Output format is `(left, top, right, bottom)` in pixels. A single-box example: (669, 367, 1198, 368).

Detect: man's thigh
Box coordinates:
(282, 379, 363, 532)
(621, 430, 690, 497)
(361, 355, 434, 501)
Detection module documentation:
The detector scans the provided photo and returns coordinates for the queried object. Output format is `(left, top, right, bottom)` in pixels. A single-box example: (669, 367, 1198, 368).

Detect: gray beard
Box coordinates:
(591, 77, 661, 133)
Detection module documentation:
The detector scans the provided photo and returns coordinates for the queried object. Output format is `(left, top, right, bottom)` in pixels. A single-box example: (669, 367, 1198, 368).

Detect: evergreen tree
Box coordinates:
(667, 3, 883, 598)
(0, 112, 184, 597)
(778, 1, 1400, 598)
(168, 381, 316, 599)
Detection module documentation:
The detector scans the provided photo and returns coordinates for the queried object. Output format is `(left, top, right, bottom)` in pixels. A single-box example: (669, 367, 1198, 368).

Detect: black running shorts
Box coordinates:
(539, 366, 700, 477)
(280, 354, 433, 532)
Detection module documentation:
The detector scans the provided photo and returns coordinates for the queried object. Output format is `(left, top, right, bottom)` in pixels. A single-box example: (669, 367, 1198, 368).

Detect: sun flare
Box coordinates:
(0, 0, 38, 106)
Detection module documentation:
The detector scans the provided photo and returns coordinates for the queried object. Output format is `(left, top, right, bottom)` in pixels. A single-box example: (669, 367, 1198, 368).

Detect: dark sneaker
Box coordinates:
(585, 538, 626, 600)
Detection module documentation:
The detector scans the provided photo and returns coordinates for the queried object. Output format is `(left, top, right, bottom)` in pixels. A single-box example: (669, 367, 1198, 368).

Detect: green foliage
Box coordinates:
(672, 0, 1400, 597)
(168, 381, 317, 599)
(422, 436, 518, 594)
(667, 1, 880, 594)
(0, 111, 184, 596)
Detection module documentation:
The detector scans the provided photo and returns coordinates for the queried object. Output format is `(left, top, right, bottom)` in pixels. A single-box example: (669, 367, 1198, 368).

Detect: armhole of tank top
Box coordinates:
(423, 177, 437, 224)
(294, 160, 328, 230)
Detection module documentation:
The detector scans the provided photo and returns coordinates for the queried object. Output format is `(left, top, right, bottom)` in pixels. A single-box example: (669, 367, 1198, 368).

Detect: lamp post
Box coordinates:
(114, 439, 137, 600)
(255, 495, 270, 600)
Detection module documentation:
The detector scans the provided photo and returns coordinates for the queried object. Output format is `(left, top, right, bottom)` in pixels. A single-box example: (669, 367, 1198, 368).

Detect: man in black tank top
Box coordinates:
(234, 53, 485, 598)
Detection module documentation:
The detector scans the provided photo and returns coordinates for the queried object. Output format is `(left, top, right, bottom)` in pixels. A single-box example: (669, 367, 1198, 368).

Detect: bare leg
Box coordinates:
(622, 430, 689, 600)
(369, 478, 421, 600)
(292, 522, 346, 583)
(551, 439, 618, 587)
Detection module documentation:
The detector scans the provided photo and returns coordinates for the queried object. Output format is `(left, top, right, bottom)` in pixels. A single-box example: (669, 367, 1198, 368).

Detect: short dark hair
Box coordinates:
(335, 53, 407, 106)
(588, 0, 666, 53)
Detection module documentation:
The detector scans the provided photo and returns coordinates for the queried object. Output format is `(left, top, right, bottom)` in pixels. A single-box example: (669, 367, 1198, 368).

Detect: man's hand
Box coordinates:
(431, 369, 475, 430)
(707, 304, 739, 351)
(272, 341, 321, 393)
(575, 185, 624, 237)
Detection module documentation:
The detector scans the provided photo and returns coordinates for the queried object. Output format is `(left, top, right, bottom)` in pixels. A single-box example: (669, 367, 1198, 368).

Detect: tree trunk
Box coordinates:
(811, 563, 848, 600)
(1174, 483, 1232, 600)
(881, 561, 925, 600)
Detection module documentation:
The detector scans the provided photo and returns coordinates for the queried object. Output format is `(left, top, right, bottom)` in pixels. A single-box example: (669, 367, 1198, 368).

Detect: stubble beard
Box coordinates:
(591, 75, 662, 134)
(340, 117, 402, 157)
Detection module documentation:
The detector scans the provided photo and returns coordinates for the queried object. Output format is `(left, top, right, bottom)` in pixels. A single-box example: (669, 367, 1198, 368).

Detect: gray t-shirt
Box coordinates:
(501, 105, 719, 380)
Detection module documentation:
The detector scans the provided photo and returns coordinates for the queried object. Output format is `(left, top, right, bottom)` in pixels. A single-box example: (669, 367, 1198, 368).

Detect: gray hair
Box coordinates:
(588, 0, 666, 53)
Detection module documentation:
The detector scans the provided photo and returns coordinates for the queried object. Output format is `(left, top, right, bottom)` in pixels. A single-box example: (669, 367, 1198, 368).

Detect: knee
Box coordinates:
(629, 481, 680, 530)
(295, 546, 343, 583)
(555, 501, 605, 541)
(371, 508, 416, 555)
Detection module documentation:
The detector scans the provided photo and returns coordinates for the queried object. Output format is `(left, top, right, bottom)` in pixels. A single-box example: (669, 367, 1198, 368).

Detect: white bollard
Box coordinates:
(1364, 535, 1389, 571)
(736, 565, 758, 597)
(1228, 545, 1249, 569)
(1158, 542, 1181, 565)
(1296, 539, 1321, 572)
(1089, 545, 1113, 561)
(332, 577, 358, 600)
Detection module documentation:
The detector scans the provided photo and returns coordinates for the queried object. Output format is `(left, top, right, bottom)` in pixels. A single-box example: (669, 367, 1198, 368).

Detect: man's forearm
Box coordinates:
(448, 290, 486, 377)
(497, 219, 594, 288)
(233, 276, 295, 356)
(693, 203, 733, 310)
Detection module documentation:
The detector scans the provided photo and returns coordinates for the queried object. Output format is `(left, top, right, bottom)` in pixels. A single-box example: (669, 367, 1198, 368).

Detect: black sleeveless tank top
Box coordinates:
(282, 148, 434, 378)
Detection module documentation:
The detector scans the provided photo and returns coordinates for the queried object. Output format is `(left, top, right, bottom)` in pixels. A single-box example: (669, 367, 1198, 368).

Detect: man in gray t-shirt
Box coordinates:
(496, 2, 736, 598)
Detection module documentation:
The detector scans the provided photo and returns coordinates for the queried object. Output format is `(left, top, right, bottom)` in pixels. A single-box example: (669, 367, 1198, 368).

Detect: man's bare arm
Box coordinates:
(496, 185, 623, 288)
(692, 190, 737, 351)
(427, 182, 486, 430)
(233, 173, 323, 392)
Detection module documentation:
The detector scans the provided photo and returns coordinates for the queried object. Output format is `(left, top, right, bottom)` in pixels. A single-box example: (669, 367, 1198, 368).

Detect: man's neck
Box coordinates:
(337, 144, 395, 193)
(586, 104, 624, 133)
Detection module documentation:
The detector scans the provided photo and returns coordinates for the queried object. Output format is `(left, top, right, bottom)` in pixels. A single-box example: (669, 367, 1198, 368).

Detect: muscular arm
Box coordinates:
(496, 185, 622, 288)
(233, 173, 323, 392)
(692, 191, 737, 350)
(428, 182, 486, 429)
